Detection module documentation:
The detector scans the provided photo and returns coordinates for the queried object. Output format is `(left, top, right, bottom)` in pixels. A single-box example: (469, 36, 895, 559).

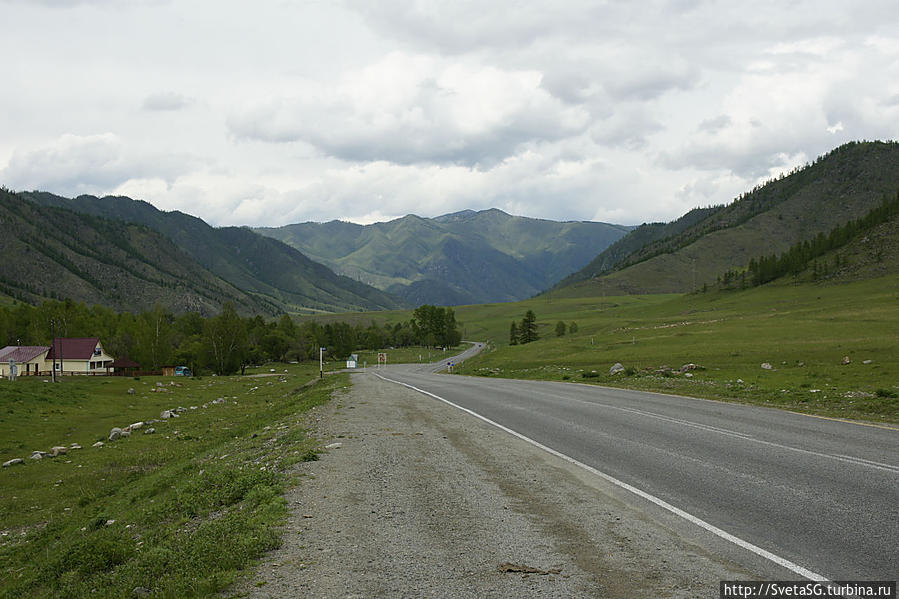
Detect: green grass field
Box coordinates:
(454, 275, 899, 423)
(0, 365, 343, 598)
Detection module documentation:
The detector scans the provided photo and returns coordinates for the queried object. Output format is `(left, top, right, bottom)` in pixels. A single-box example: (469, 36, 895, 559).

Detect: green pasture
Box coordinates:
(0, 365, 342, 598)
(454, 275, 899, 423)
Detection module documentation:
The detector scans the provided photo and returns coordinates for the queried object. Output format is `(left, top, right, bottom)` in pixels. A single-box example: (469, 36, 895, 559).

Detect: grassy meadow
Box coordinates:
(0, 364, 344, 598)
(453, 275, 899, 423)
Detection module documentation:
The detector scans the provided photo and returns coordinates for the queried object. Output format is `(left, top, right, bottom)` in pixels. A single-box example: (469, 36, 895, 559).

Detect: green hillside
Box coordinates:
(0, 189, 271, 315)
(256, 209, 630, 305)
(556, 141, 899, 296)
(20, 191, 405, 314)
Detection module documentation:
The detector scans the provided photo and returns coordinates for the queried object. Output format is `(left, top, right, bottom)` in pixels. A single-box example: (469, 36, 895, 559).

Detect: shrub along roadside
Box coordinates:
(0, 367, 342, 598)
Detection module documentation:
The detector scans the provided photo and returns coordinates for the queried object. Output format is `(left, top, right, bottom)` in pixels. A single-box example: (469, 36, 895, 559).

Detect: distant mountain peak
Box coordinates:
(256, 208, 629, 305)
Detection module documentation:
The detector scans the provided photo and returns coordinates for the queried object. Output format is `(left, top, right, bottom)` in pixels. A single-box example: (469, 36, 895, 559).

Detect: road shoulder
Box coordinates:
(229, 372, 756, 598)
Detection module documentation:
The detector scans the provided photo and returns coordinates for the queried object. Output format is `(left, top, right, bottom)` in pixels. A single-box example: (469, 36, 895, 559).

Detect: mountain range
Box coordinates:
(3, 140, 896, 315)
(256, 210, 630, 305)
(5, 190, 404, 315)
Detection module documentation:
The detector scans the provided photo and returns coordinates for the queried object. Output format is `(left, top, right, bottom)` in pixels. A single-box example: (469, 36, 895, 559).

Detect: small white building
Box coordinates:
(0, 346, 51, 377)
(46, 338, 114, 375)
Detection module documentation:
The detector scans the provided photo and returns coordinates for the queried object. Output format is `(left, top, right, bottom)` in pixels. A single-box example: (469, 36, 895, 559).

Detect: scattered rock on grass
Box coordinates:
(761, 363, 773, 370)
(841, 356, 851, 365)
(92, 441, 104, 448)
(50, 446, 67, 457)
(609, 363, 625, 375)
(2, 458, 24, 468)
(109, 428, 123, 441)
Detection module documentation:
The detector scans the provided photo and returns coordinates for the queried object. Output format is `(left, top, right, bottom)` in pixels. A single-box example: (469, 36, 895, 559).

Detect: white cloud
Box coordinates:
(1, 133, 195, 195)
(142, 92, 194, 112)
(1, 0, 898, 230)
(228, 52, 589, 167)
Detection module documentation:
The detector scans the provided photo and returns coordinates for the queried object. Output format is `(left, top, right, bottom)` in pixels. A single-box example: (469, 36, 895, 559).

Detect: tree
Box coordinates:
(555, 321, 567, 337)
(261, 331, 290, 362)
(204, 302, 248, 375)
(509, 322, 519, 345)
(568, 322, 578, 334)
(519, 310, 538, 344)
(411, 304, 461, 348)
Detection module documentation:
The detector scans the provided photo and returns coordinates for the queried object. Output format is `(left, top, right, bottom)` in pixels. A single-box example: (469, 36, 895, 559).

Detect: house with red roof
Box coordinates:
(0, 346, 50, 377)
(46, 338, 115, 375)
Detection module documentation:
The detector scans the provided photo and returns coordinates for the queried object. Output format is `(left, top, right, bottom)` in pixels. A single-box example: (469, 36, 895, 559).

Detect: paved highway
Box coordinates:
(373, 343, 898, 582)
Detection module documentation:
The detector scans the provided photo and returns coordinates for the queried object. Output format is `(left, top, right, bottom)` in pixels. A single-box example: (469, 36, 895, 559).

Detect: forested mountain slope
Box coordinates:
(257, 209, 630, 305)
(555, 141, 899, 296)
(20, 191, 405, 313)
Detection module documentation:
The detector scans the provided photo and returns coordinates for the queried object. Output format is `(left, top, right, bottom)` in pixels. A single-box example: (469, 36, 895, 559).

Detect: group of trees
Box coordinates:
(510, 311, 580, 345)
(718, 191, 899, 289)
(0, 300, 462, 376)
(554, 320, 578, 337)
(410, 305, 462, 348)
(509, 310, 538, 345)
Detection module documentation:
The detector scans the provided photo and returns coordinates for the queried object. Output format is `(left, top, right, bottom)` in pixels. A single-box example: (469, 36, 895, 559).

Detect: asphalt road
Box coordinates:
(374, 343, 898, 582)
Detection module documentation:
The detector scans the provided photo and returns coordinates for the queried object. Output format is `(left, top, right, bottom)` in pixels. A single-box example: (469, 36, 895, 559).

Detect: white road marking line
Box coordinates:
(374, 372, 828, 582)
(436, 377, 899, 474)
(558, 395, 899, 474)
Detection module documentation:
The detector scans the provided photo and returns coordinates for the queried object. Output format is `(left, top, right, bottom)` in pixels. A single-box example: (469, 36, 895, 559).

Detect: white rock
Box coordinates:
(129, 422, 144, 430)
(325, 442, 343, 449)
(109, 428, 123, 441)
(50, 446, 68, 457)
(92, 441, 104, 448)
(609, 363, 626, 375)
(761, 363, 773, 370)
(3, 458, 24, 467)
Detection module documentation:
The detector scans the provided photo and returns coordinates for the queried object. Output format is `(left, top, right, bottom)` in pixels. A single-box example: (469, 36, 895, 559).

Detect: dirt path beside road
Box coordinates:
(230, 372, 754, 598)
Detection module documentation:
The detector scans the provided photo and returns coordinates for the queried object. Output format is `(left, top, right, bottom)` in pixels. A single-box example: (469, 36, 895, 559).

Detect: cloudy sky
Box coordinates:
(2, 1, 898, 227)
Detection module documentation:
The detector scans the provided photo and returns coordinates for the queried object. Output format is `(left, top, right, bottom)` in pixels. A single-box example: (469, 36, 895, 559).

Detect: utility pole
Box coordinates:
(319, 346, 326, 378)
(50, 319, 57, 382)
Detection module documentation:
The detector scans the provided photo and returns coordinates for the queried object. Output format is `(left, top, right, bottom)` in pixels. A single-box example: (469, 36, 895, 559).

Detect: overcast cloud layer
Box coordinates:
(2, 0, 898, 226)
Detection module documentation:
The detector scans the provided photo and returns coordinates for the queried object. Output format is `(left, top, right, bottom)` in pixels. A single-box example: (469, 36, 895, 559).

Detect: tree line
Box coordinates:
(0, 299, 462, 376)
(717, 191, 899, 289)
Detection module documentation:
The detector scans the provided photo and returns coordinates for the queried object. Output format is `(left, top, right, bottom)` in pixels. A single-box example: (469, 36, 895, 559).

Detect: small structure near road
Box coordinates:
(47, 338, 114, 375)
(0, 346, 49, 377)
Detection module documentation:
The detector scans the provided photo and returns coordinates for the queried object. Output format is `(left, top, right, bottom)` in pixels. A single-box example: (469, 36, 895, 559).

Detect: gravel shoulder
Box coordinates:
(229, 371, 757, 598)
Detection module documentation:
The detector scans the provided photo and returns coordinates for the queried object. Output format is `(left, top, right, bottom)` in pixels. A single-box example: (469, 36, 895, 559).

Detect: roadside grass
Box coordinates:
(454, 275, 899, 423)
(0, 364, 344, 598)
